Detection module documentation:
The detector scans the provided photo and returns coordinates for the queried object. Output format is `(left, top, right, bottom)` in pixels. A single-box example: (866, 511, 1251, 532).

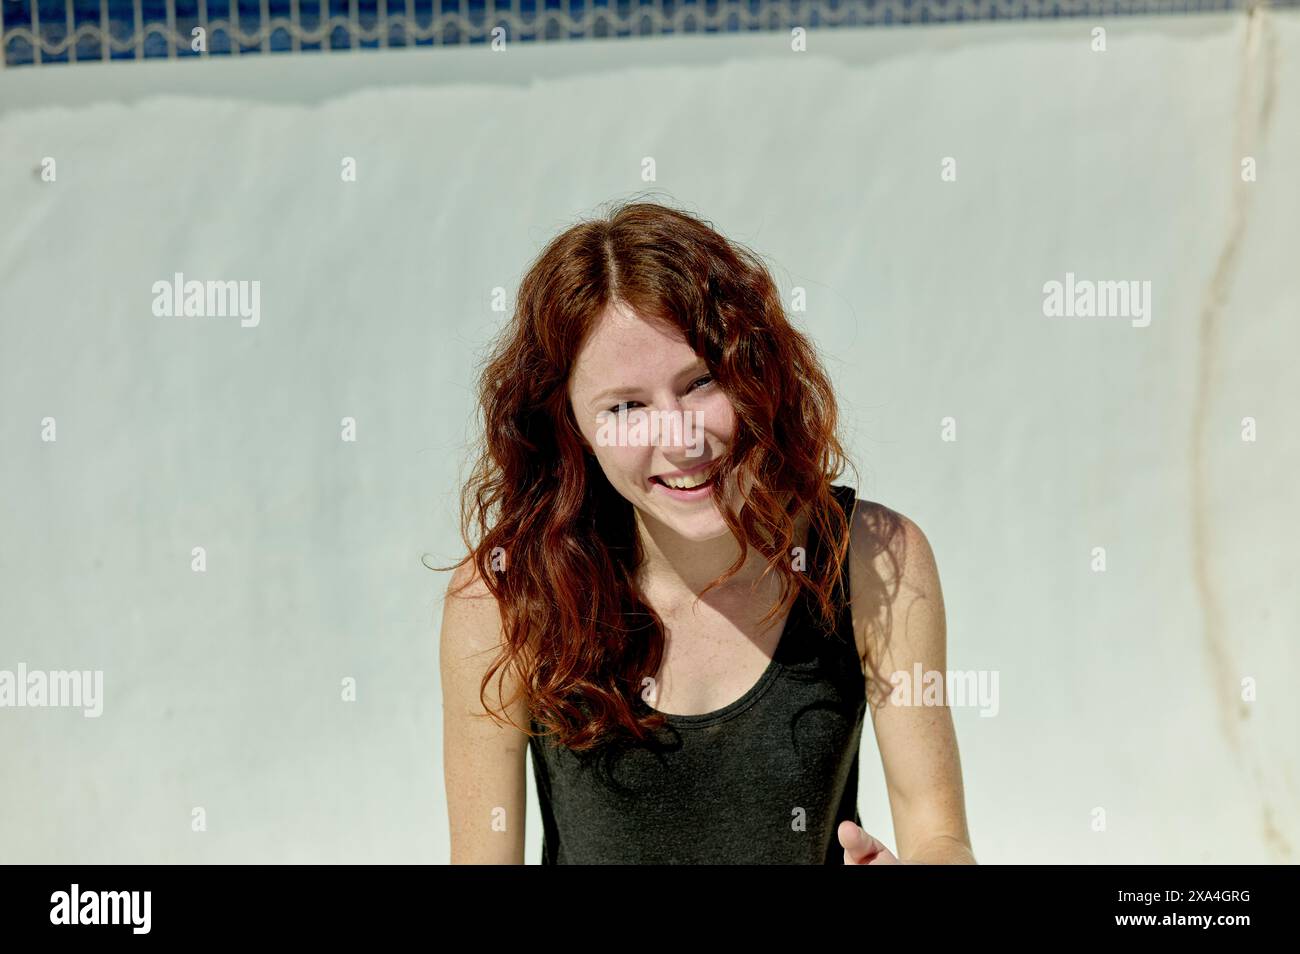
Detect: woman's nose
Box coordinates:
(649, 401, 707, 458)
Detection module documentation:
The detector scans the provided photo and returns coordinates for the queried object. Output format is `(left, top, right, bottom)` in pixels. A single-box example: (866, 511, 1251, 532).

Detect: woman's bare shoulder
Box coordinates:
(845, 495, 944, 673)
(441, 558, 505, 656)
(446, 557, 494, 597)
(844, 495, 937, 584)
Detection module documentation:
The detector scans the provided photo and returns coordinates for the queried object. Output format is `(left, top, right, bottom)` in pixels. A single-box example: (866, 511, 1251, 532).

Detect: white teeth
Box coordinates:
(660, 472, 709, 490)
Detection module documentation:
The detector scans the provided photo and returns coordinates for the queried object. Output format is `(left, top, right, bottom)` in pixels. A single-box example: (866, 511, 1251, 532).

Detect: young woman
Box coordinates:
(440, 200, 974, 865)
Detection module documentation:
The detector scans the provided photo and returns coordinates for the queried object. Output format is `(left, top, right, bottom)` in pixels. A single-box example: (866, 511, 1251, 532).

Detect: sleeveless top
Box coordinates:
(527, 484, 865, 864)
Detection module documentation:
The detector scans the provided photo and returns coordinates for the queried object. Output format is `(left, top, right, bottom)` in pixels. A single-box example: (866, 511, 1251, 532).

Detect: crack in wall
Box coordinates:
(1189, 0, 1290, 860)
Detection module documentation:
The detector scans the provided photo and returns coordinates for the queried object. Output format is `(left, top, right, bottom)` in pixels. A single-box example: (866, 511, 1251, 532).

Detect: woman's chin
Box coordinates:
(630, 473, 745, 541)
(643, 501, 733, 541)
(670, 517, 732, 542)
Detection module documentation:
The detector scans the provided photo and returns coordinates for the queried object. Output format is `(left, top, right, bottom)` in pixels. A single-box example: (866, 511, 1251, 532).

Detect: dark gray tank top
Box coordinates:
(528, 484, 865, 864)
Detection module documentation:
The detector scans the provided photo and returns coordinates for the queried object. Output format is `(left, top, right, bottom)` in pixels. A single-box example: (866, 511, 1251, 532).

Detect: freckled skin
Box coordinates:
(567, 300, 744, 545)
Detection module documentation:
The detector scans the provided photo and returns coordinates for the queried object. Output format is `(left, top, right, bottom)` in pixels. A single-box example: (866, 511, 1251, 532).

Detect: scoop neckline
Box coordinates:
(646, 579, 809, 729)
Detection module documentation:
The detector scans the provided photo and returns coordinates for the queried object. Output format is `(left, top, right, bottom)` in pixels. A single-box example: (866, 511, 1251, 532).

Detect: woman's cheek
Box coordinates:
(622, 444, 654, 484)
(700, 392, 737, 443)
(593, 442, 646, 488)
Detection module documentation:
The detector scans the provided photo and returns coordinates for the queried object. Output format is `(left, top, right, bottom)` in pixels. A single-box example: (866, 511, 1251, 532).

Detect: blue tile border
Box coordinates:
(1, 0, 1288, 68)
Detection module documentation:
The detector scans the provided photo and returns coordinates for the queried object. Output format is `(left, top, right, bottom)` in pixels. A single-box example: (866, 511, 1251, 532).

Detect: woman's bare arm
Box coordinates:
(850, 503, 976, 865)
(440, 561, 531, 864)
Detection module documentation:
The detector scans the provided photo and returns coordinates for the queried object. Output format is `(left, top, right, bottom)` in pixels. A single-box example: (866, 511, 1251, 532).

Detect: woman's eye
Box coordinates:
(606, 378, 709, 414)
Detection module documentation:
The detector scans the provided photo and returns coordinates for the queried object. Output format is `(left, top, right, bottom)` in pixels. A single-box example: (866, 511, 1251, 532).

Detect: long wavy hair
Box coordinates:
(445, 199, 870, 752)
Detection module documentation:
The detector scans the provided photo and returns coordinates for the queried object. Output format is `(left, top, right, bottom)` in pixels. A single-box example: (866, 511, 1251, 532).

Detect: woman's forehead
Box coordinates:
(572, 306, 695, 382)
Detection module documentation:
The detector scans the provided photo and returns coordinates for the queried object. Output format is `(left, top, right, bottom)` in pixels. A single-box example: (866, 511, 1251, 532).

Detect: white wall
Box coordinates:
(1, 9, 1296, 863)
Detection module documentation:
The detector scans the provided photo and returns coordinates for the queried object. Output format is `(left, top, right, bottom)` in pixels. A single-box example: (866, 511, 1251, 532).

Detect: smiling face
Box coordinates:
(568, 301, 742, 542)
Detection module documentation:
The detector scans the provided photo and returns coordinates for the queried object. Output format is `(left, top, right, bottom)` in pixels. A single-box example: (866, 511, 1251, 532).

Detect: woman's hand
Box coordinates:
(838, 820, 902, 865)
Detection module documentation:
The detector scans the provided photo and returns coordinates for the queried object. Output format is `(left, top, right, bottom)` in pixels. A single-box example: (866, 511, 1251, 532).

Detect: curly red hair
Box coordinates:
(444, 198, 862, 751)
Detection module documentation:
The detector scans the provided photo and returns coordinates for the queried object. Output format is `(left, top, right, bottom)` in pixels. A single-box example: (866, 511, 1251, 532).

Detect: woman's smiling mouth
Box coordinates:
(649, 461, 716, 498)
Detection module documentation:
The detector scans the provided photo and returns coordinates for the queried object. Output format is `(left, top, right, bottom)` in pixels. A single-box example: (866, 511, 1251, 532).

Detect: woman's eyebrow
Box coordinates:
(589, 360, 707, 407)
(590, 385, 634, 407)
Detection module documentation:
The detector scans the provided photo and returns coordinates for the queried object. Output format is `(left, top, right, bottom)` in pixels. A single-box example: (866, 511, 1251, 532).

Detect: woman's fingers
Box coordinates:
(838, 820, 901, 865)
